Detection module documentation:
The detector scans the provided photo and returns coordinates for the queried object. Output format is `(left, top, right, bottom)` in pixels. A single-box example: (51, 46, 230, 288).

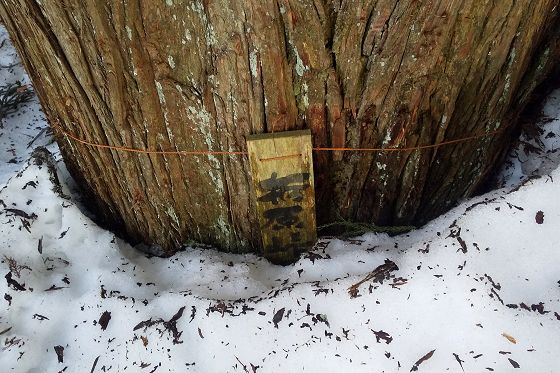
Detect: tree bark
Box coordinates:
(1, 1, 559, 256)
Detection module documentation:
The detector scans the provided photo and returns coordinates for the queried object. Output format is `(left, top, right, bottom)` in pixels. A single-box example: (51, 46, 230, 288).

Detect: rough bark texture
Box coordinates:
(1, 1, 559, 255)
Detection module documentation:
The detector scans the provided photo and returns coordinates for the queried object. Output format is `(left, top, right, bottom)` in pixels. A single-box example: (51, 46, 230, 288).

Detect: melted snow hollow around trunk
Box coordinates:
(0, 92, 559, 372)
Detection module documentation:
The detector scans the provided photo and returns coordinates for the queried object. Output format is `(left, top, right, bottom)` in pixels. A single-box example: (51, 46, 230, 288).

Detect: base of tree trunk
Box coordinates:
(1, 1, 559, 257)
(476, 71, 560, 195)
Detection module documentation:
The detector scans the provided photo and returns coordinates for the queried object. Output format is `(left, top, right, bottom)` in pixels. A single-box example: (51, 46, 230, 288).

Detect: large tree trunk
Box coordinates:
(1, 1, 559, 256)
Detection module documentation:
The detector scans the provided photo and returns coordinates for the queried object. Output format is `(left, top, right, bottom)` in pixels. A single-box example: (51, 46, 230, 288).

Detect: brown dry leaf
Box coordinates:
(410, 349, 436, 371)
(347, 259, 398, 298)
(508, 358, 521, 368)
(348, 284, 359, 298)
(502, 332, 517, 344)
(141, 335, 148, 347)
(535, 211, 544, 224)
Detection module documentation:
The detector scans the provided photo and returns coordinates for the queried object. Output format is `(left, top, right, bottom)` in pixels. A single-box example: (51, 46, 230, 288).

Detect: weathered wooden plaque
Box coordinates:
(246, 130, 317, 264)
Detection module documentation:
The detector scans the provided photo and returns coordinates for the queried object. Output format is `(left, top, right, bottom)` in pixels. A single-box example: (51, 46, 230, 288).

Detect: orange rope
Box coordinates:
(56, 124, 248, 155)
(52, 122, 508, 156)
(314, 126, 506, 152)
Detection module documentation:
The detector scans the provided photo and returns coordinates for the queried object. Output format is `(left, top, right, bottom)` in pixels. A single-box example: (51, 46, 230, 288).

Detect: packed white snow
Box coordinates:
(1, 25, 560, 373)
(0, 27, 54, 185)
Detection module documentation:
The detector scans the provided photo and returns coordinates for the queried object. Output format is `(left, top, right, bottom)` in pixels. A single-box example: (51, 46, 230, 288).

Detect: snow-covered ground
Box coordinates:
(1, 25, 559, 373)
(0, 28, 55, 184)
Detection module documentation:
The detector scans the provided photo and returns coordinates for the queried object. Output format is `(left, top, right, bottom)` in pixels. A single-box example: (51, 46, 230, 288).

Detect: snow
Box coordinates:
(1, 25, 560, 372)
(0, 29, 54, 184)
(499, 90, 560, 188)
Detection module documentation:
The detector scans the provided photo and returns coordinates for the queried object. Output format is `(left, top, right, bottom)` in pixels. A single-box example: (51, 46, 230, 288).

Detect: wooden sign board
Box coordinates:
(246, 130, 317, 264)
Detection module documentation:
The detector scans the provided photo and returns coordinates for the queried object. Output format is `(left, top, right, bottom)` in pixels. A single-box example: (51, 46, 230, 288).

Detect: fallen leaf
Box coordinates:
(5, 272, 26, 291)
(58, 228, 69, 239)
(502, 332, 517, 344)
(54, 345, 64, 363)
(535, 211, 544, 224)
(189, 306, 196, 323)
(508, 358, 520, 368)
(0, 327, 12, 335)
(98, 311, 111, 331)
(348, 259, 398, 298)
(90, 355, 100, 373)
(44, 285, 66, 292)
(5, 208, 37, 220)
(456, 236, 468, 253)
(273, 308, 285, 328)
(372, 329, 393, 344)
(410, 349, 435, 371)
